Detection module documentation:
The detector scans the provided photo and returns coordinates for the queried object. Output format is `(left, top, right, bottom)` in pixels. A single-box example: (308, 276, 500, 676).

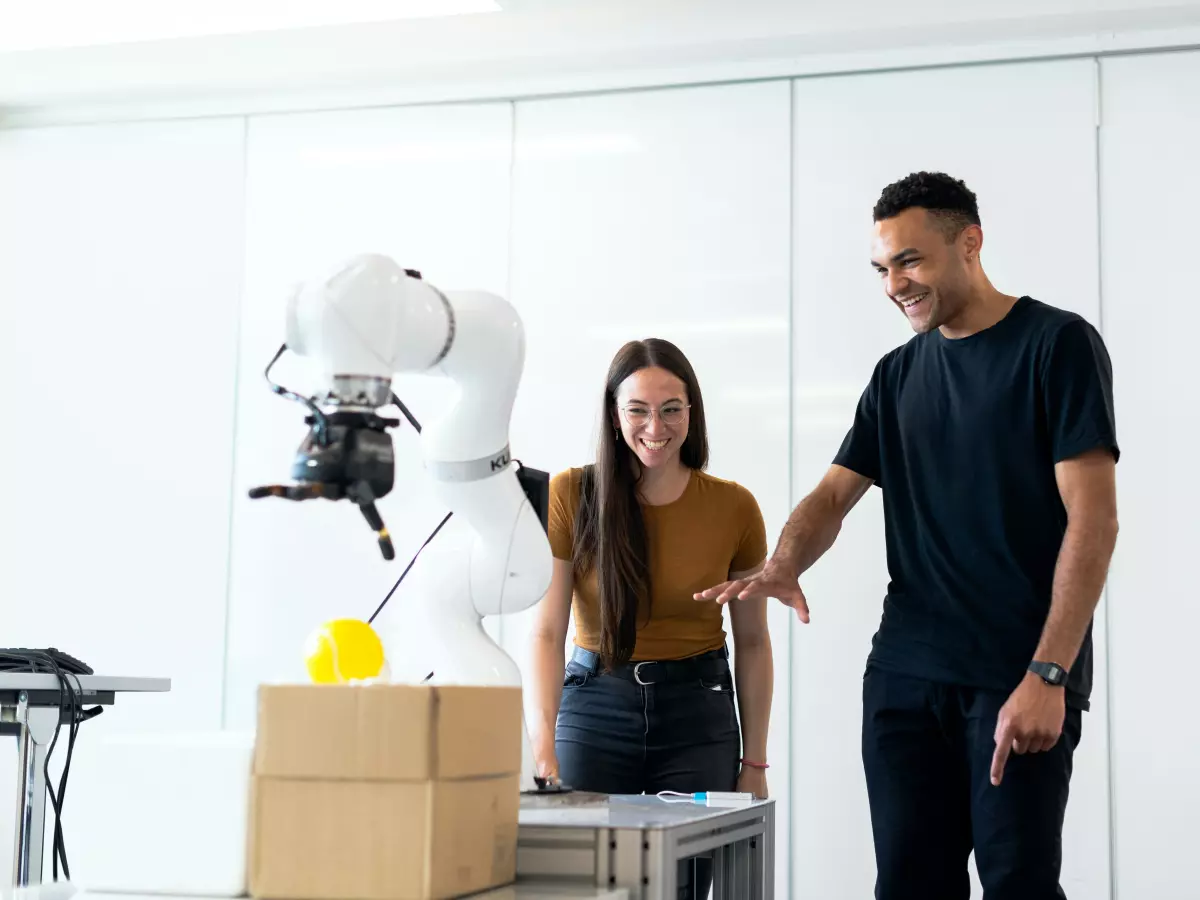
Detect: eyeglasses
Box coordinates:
(619, 403, 690, 426)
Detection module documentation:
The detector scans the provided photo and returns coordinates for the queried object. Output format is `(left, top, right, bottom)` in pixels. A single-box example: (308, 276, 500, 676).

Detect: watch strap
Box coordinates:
(1028, 660, 1067, 685)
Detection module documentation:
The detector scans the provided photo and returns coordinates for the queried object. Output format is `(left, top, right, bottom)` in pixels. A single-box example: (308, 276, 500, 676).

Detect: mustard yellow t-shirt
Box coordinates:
(548, 467, 768, 661)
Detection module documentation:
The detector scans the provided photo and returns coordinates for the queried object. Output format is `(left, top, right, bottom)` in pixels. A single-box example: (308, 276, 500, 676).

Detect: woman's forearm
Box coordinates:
(733, 637, 774, 762)
(527, 632, 567, 768)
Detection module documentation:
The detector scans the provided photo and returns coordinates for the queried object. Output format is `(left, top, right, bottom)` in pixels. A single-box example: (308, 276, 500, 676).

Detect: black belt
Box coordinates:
(569, 644, 729, 686)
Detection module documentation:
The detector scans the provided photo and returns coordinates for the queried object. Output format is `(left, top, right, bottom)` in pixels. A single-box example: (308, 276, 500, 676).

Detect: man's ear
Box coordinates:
(960, 224, 983, 262)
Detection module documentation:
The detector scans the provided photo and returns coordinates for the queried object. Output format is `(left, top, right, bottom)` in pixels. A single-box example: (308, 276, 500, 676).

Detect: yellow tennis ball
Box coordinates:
(303, 618, 386, 684)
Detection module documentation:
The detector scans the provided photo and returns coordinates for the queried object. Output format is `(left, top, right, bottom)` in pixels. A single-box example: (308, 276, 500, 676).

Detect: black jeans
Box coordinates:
(862, 667, 1083, 900)
(555, 645, 741, 900)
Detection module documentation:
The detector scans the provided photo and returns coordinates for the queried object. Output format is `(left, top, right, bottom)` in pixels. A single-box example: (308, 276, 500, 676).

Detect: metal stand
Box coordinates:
(1, 673, 171, 887)
(11, 698, 57, 886)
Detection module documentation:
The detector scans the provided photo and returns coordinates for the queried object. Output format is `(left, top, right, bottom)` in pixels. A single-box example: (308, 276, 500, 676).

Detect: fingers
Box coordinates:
(1026, 731, 1061, 754)
(693, 581, 741, 603)
(791, 587, 811, 624)
(719, 581, 753, 605)
(696, 578, 810, 610)
(695, 578, 813, 625)
(1016, 725, 1062, 756)
(991, 719, 1014, 786)
(992, 722, 1063, 785)
(705, 581, 750, 605)
(694, 579, 760, 605)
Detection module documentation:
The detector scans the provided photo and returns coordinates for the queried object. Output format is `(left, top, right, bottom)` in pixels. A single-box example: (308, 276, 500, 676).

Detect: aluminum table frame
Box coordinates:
(0, 674, 170, 887)
(517, 793, 775, 900)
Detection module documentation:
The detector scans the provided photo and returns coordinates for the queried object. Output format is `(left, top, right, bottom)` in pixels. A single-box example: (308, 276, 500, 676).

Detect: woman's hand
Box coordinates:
(536, 752, 560, 783)
(737, 765, 769, 799)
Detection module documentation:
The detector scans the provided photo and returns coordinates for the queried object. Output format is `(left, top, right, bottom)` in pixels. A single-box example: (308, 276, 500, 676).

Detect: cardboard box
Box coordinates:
(248, 683, 523, 900)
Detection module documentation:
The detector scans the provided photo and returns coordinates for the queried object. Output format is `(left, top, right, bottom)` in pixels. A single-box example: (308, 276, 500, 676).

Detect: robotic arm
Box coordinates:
(249, 253, 554, 619)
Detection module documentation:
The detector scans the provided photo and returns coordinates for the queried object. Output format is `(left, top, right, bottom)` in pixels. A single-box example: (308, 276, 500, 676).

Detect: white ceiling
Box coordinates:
(0, 0, 514, 53)
(1, 0, 1199, 112)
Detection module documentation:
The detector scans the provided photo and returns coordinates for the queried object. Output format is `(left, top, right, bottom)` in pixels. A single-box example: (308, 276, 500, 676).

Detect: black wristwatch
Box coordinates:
(1028, 660, 1068, 686)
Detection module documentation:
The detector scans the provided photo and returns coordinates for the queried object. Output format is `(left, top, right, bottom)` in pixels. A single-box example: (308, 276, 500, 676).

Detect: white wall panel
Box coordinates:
(223, 102, 515, 728)
(0, 119, 246, 733)
(507, 81, 793, 896)
(0, 118, 246, 878)
(790, 59, 1106, 899)
(1099, 49, 1200, 900)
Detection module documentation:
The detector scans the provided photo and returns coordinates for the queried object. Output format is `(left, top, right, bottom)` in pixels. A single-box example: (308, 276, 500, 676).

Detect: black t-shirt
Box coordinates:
(834, 296, 1119, 710)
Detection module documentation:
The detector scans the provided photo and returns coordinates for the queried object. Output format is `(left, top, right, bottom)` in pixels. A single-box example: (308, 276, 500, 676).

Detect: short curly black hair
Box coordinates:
(873, 171, 980, 241)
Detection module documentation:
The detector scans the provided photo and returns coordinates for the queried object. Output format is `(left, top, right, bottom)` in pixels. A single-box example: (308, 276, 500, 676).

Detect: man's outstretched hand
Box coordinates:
(693, 560, 812, 623)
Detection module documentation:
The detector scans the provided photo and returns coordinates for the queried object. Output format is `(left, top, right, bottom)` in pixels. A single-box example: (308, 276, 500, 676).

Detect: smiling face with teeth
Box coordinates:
(613, 366, 691, 472)
(870, 206, 979, 335)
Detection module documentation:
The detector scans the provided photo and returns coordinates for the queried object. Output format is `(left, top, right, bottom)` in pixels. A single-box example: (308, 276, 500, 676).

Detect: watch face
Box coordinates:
(1034, 662, 1064, 683)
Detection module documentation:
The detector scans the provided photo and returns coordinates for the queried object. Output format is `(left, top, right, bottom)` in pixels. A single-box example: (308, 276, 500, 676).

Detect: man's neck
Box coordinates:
(939, 283, 1019, 340)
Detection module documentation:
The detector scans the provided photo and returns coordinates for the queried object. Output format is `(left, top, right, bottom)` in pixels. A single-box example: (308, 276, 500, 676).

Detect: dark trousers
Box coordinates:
(862, 667, 1083, 900)
(555, 645, 741, 900)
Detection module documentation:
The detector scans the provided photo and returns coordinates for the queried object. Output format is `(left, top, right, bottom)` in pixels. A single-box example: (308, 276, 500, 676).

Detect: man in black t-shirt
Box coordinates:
(697, 172, 1119, 899)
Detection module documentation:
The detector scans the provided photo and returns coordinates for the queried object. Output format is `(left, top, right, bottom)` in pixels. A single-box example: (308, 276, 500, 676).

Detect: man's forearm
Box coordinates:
(733, 638, 773, 761)
(772, 491, 843, 577)
(1034, 515, 1119, 671)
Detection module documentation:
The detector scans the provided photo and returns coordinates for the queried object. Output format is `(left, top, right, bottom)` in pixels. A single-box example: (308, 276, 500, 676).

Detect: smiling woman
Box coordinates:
(525, 337, 773, 899)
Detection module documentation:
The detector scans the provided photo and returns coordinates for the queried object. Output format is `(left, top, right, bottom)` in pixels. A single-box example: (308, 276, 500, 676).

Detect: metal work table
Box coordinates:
(517, 793, 775, 899)
(7, 883, 627, 900)
(470, 882, 628, 898)
(0, 674, 171, 887)
(65, 886, 627, 900)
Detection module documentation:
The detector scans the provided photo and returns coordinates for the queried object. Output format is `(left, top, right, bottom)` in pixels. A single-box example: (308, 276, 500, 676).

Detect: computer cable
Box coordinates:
(655, 790, 757, 805)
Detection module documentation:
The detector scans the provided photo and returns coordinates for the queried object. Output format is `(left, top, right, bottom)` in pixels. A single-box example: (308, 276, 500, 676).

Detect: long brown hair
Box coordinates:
(572, 338, 709, 670)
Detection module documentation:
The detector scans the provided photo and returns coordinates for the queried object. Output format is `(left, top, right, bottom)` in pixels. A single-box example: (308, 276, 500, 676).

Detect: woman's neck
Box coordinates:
(636, 460, 691, 506)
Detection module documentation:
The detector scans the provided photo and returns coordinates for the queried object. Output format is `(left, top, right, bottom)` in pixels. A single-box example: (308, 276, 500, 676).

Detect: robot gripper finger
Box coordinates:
(247, 483, 343, 501)
(356, 500, 395, 561)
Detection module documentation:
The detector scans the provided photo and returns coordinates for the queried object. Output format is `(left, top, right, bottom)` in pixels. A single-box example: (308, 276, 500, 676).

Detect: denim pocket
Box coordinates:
(562, 660, 594, 689)
(699, 671, 734, 693)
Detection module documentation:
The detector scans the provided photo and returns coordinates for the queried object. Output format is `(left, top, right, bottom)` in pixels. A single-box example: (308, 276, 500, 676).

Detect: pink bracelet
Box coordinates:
(740, 759, 769, 769)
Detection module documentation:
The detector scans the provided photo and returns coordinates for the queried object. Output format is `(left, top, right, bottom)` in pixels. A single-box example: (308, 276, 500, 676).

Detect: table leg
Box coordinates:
(734, 836, 750, 899)
(711, 843, 728, 899)
(762, 802, 775, 900)
(12, 697, 57, 887)
(746, 834, 761, 900)
(644, 829, 675, 900)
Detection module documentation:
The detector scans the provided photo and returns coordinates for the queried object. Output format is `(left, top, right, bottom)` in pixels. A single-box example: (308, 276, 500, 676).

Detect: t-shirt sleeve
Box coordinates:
(1042, 319, 1120, 465)
(832, 358, 884, 486)
(547, 468, 578, 561)
(730, 486, 769, 574)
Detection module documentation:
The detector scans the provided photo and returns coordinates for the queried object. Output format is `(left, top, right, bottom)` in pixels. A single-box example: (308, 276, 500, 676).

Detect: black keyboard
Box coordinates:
(0, 648, 93, 675)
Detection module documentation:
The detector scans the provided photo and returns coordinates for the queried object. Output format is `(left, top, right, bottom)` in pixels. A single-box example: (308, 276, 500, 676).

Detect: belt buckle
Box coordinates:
(633, 661, 657, 685)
